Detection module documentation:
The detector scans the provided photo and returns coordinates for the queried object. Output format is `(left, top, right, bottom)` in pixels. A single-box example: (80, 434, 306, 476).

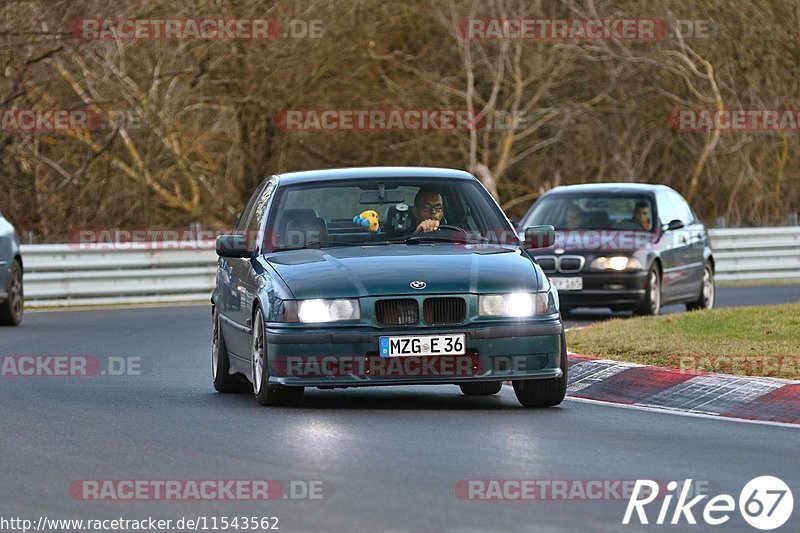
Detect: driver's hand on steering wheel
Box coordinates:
(414, 219, 440, 233)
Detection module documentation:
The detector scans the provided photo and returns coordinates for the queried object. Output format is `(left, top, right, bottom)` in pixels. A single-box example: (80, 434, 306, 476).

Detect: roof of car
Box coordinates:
(273, 166, 475, 185)
(543, 182, 673, 196)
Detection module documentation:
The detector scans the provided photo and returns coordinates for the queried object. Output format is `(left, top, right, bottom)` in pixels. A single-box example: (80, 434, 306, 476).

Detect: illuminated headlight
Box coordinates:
(478, 292, 556, 317)
(281, 299, 360, 323)
(590, 256, 643, 271)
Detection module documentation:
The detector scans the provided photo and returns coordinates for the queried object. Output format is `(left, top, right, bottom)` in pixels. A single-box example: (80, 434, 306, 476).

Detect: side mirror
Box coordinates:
(216, 234, 252, 258)
(664, 219, 685, 231)
(523, 225, 555, 249)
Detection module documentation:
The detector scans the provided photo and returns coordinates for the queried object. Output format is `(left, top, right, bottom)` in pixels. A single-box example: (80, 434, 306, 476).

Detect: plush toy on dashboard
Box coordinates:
(353, 210, 380, 232)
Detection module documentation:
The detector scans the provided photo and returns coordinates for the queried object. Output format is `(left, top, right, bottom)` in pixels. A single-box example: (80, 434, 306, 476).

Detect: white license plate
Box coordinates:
(379, 334, 466, 358)
(550, 277, 583, 291)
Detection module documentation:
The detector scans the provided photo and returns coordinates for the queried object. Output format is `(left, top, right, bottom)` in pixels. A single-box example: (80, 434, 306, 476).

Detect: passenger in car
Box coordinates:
(632, 201, 653, 230)
(562, 203, 585, 228)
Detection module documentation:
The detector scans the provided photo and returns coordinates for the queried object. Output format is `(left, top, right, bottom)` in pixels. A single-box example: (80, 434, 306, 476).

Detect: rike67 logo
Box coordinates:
(624, 477, 794, 530)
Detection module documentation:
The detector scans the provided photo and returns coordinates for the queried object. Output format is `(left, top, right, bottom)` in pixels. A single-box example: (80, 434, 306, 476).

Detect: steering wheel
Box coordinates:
(431, 224, 493, 244)
(433, 224, 464, 233)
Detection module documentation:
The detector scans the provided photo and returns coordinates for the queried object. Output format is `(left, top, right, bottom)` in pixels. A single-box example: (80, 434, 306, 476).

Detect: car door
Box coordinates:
(227, 178, 279, 357)
(667, 190, 706, 299)
(218, 179, 269, 357)
(654, 191, 684, 302)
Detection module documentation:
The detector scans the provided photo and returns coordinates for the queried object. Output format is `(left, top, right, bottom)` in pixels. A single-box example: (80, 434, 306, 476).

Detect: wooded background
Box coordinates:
(1, 0, 798, 241)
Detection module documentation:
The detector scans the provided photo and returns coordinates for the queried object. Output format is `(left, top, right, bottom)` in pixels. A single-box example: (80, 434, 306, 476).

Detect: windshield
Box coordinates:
(267, 178, 515, 250)
(521, 194, 655, 231)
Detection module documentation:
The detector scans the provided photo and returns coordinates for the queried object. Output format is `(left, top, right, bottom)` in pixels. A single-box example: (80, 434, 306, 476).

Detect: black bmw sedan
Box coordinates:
(519, 183, 715, 316)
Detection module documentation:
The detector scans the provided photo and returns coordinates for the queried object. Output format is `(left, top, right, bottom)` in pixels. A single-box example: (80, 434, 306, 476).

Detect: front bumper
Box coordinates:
(265, 320, 564, 386)
(553, 271, 648, 309)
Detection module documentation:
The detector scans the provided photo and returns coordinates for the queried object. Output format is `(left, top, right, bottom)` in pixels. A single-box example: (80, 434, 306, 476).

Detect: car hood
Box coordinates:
(550, 229, 661, 253)
(263, 244, 542, 299)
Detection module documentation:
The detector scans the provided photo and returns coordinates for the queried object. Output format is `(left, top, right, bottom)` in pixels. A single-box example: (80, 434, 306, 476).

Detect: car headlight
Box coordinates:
(280, 299, 360, 323)
(590, 256, 643, 271)
(478, 292, 557, 317)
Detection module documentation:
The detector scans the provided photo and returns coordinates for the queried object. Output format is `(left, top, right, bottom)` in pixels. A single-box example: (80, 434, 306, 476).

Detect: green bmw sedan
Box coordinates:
(211, 167, 565, 407)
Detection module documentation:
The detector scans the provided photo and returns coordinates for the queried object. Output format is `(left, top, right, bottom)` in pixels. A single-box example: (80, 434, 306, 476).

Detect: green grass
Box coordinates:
(566, 303, 800, 379)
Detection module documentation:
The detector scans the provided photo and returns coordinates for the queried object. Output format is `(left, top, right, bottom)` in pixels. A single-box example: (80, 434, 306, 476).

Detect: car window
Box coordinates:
(246, 179, 277, 235)
(656, 191, 679, 226)
(667, 190, 695, 225)
(276, 185, 417, 221)
(268, 178, 513, 249)
(234, 180, 269, 232)
(521, 194, 655, 231)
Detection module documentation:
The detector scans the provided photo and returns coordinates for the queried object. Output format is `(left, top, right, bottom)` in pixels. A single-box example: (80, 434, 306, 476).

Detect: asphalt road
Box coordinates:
(1, 286, 799, 532)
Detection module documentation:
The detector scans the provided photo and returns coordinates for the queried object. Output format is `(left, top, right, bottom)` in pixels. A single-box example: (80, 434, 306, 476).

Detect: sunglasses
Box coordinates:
(416, 203, 444, 213)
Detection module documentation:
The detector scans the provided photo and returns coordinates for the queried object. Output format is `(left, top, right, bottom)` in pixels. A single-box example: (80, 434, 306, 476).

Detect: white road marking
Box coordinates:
(500, 384, 798, 429)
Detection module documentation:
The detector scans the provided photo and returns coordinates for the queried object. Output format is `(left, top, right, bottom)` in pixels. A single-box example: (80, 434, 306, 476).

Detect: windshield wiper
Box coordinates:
(372, 234, 494, 245)
(272, 241, 357, 252)
(361, 239, 411, 246)
(401, 234, 457, 243)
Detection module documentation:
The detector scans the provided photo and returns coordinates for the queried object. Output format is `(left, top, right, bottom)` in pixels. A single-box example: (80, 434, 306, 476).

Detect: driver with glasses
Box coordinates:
(412, 187, 445, 234)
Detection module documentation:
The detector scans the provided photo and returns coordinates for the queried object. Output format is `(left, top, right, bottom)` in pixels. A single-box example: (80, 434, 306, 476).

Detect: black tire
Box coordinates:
(512, 333, 568, 407)
(686, 263, 715, 311)
(212, 309, 249, 393)
(0, 259, 23, 326)
(634, 265, 661, 316)
(251, 308, 304, 407)
(560, 307, 574, 319)
(459, 381, 503, 396)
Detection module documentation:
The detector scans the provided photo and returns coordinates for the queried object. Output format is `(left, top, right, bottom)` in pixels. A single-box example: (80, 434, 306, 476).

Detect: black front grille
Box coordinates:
(375, 299, 418, 326)
(537, 257, 557, 272)
(423, 297, 466, 325)
(559, 257, 583, 272)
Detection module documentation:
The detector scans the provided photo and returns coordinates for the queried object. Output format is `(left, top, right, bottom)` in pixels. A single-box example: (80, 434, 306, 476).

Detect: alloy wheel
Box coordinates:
(251, 311, 265, 394)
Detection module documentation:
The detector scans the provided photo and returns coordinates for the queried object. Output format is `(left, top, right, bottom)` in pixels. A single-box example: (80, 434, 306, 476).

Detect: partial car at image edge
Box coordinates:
(0, 212, 24, 326)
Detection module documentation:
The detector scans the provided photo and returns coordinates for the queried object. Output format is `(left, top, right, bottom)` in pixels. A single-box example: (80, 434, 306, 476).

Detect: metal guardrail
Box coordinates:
(20, 243, 217, 308)
(708, 227, 800, 282)
(18, 228, 800, 307)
